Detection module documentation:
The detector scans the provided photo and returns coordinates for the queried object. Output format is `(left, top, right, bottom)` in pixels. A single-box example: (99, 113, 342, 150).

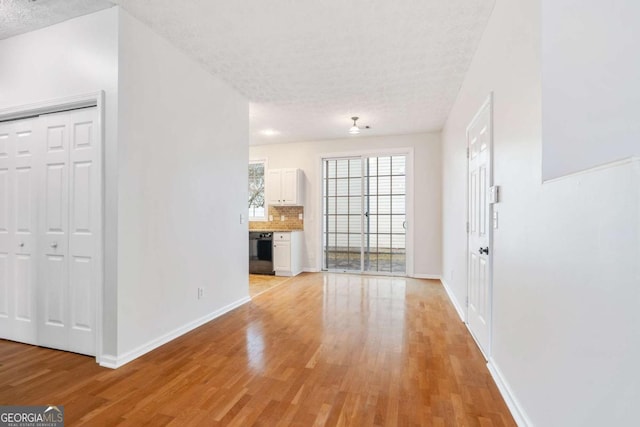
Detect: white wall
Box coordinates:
(116, 10, 249, 358)
(250, 133, 442, 277)
(0, 8, 120, 355)
(442, 0, 640, 425)
(541, 1, 640, 180)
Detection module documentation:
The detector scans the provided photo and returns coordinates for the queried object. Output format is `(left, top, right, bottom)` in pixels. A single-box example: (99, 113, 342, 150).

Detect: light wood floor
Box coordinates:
(249, 274, 293, 297)
(0, 273, 515, 426)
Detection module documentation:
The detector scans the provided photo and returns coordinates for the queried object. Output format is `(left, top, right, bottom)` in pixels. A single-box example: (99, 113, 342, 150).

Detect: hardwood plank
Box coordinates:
(0, 273, 515, 426)
(249, 274, 293, 297)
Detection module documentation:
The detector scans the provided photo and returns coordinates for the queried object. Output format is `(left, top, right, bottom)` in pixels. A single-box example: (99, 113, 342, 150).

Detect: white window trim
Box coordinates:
(249, 158, 268, 221)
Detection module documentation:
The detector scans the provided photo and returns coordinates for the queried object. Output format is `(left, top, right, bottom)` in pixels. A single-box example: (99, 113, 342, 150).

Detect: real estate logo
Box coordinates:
(0, 405, 64, 427)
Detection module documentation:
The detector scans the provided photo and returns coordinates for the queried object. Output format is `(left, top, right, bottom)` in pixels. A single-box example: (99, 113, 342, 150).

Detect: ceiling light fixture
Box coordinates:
(349, 117, 360, 135)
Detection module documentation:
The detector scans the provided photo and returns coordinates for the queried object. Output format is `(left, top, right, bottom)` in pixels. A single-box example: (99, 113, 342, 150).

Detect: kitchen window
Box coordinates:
(249, 160, 267, 220)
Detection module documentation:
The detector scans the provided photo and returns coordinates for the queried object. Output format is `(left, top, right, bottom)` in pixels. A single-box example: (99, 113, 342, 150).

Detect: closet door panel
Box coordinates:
(67, 110, 97, 355)
(0, 124, 13, 336)
(0, 120, 38, 344)
(38, 113, 69, 351)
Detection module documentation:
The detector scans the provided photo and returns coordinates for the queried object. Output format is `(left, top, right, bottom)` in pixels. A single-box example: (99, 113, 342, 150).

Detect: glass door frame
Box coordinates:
(317, 148, 414, 277)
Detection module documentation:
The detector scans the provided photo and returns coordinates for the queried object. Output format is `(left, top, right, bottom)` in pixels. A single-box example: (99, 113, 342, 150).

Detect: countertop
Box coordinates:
(250, 229, 303, 232)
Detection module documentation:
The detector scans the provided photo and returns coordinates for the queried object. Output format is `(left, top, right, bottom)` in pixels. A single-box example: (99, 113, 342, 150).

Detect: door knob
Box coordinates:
(479, 247, 489, 255)
(51, 242, 58, 249)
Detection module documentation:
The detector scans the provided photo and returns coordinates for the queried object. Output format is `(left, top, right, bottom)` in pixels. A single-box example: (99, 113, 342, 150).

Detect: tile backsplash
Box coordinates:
(249, 206, 304, 230)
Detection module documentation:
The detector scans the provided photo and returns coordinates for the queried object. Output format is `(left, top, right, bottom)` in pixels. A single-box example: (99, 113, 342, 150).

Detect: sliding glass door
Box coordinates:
(323, 158, 362, 271)
(363, 155, 406, 273)
(323, 155, 406, 275)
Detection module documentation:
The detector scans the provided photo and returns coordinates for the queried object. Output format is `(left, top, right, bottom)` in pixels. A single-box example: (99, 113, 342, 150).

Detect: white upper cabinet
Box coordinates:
(267, 168, 303, 205)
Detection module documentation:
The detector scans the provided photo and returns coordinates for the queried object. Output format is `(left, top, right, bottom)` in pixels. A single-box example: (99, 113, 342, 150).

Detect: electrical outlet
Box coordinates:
(239, 214, 244, 224)
(269, 215, 273, 221)
(298, 213, 303, 220)
(280, 215, 285, 221)
(197, 287, 204, 299)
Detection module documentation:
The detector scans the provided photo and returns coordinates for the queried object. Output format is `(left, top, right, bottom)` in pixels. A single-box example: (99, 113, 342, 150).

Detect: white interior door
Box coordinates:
(0, 119, 38, 345)
(38, 108, 98, 356)
(467, 97, 493, 357)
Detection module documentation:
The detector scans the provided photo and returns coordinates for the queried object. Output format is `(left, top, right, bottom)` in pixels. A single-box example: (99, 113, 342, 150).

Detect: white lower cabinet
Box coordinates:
(273, 231, 302, 276)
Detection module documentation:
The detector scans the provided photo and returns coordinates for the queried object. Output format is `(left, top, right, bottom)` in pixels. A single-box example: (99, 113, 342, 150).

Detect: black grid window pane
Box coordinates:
(391, 156, 406, 175)
(378, 176, 391, 195)
(392, 215, 406, 234)
(348, 196, 361, 214)
(391, 195, 405, 214)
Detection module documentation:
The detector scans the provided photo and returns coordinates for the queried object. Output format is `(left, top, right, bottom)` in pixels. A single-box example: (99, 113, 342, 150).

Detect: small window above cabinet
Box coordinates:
(267, 168, 304, 206)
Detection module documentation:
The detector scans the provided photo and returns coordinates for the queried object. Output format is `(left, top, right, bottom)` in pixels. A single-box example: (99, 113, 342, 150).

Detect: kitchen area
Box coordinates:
(248, 165, 305, 296)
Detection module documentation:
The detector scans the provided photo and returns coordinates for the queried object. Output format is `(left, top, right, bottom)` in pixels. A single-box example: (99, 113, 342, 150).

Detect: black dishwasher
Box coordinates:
(249, 232, 274, 275)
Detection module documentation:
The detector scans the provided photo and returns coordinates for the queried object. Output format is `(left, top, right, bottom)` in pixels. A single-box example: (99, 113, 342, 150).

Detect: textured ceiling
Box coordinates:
(0, 0, 113, 39)
(114, 0, 495, 144)
(2, 0, 495, 145)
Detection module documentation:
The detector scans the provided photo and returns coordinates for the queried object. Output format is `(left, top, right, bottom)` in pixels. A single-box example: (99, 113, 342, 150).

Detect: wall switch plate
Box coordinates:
(489, 185, 500, 204)
(298, 213, 303, 220)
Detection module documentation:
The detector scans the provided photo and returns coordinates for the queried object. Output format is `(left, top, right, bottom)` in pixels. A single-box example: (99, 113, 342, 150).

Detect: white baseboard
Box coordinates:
(98, 354, 118, 369)
(275, 271, 293, 277)
(411, 273, 442, 280)
(303, 267, 320, 273)
(439, 278, 466, 322)
(99, 296, 251, 369)
(487, 358, 532, 427)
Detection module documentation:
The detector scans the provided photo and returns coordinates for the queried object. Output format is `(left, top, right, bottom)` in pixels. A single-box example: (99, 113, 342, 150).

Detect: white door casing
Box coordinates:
(38, 108, 99, 356)
(467, 95, 493, 357)
(0, 119, 39, 345)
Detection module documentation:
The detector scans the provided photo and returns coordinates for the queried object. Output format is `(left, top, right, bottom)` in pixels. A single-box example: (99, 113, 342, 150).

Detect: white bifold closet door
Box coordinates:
(0, 119, 38, 345)
(0, 108, 99, 356)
